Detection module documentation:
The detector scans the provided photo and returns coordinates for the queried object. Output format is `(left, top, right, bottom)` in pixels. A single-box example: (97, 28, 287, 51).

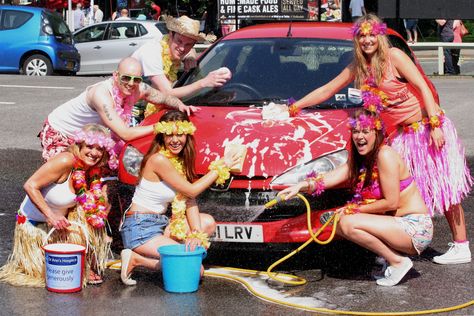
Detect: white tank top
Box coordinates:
(20, 172, 77, 222)
(47, 79, 109, 138)
(132, 177, 176, 214)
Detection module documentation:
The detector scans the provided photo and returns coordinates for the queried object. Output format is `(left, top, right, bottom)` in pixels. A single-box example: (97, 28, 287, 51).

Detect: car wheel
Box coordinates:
(23, 55, 53, 76)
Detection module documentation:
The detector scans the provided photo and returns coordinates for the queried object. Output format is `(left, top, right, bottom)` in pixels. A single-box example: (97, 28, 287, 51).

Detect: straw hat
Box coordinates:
(164, 15, 216, 43)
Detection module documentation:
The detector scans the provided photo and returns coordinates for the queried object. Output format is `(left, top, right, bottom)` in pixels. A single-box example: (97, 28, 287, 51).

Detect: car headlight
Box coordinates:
(271, 149, 348, 185)
(122, 145, 144, 177)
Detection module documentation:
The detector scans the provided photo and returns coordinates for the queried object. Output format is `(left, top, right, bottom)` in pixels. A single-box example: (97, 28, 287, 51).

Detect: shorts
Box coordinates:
(395, 214, 433, 254)
(38, 119, 74, 162)
(120, 213, 169, 250)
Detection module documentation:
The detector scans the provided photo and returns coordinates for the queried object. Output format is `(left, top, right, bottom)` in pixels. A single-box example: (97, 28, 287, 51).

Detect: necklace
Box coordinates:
(72, 158, 107, 229)
(160, 35, 180, 83)
(159, 149, 188, 240)
(352, 166, 379, 204)
(111, 83, 134, 125)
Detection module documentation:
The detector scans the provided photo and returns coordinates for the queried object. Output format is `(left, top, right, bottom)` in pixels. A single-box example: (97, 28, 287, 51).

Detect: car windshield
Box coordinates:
(181, 38, 360, 108)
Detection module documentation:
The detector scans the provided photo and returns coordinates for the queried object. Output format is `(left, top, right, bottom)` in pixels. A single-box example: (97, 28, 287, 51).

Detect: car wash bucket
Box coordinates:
(43, 243, 85, 293)
(158, 244, 207, 293)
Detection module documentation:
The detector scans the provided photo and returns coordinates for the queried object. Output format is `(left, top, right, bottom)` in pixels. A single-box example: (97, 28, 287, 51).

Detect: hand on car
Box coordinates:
(224, 152, 241, 170)
(178, 104, 200, 116)
(201, 67, 232, 88)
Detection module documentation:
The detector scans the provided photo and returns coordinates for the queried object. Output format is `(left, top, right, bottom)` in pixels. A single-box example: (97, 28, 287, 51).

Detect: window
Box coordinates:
(1, 10, 32, 30)
(74, 24, 107, 43)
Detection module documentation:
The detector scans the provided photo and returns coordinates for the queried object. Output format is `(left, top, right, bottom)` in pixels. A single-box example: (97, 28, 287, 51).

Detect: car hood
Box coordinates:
(178, 106, 351, 178)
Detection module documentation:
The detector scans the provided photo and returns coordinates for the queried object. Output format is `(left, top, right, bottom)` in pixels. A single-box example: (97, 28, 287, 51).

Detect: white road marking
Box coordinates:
(0, 84, 74, 90)
(0, 101, 15, 104)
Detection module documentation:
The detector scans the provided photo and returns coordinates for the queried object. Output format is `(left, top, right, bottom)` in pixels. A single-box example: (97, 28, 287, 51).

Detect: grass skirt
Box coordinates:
(0, 208, 110, 287)
(391, 116, 472, 216)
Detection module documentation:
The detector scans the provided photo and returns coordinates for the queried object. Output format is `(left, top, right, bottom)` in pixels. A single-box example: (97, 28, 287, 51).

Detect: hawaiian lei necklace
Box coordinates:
(72, 158, 108, 229)
(111, 83, 134, 126)
(161, 35, 180, 83)
(160, 149, 210, 248)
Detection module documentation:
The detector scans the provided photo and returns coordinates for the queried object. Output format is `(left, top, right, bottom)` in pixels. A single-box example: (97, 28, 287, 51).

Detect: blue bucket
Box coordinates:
(158, 244, 207, 293)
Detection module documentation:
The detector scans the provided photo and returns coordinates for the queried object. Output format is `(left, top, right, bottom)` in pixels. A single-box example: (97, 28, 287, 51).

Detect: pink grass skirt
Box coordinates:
(390, 116, 472, 216)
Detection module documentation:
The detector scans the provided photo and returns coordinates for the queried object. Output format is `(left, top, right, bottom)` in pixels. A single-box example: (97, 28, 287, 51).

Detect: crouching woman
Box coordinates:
(0, 124, 115, 287)
(279, 110, 433, 286)
(120, 110, 239, 286)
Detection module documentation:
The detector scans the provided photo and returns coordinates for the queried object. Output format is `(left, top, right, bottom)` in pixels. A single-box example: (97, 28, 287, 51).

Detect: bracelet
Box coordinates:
(428, 111, 444, 129)
(287, 97, 300, 117)
(305, 171, 325, 196)
(208, 159, 231, 185)
(187, 230, 210, 248)
(343, 203, 361, 215)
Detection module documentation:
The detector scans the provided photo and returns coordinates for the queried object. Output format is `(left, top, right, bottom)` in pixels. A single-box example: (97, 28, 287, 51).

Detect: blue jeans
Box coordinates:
(120, 213, 169, 250)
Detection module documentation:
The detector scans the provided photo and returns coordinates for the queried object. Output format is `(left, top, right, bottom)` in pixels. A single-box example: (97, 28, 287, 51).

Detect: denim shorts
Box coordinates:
(120, 213, 169, 250)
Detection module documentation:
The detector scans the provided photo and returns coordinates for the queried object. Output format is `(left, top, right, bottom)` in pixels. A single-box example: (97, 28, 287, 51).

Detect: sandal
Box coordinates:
(88, 270, 104, 285)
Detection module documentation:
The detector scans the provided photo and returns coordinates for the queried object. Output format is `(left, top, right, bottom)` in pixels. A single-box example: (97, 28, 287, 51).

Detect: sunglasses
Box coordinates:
(118, 73, 143, 85)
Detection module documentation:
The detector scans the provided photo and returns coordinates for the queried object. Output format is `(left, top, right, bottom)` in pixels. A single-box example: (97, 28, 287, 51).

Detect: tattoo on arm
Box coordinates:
(102, 103, 114, 122)
(144, 86, 182, 110)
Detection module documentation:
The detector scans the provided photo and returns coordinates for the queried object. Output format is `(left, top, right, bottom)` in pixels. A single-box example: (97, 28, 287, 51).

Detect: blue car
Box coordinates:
(0, 5, 80, 76)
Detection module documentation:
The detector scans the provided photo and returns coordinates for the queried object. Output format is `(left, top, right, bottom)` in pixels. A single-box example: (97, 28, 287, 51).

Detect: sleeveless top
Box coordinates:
(20, 172, 76, 222)
(377, 51, 424, 132)
(132, 177, 176, 214)
(361, 172, 414, 201)
(47, 78, 140, 138)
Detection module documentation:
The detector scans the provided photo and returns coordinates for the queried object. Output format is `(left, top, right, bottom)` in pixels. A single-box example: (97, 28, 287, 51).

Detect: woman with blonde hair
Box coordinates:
(289, 14, 472, 264)
(0, 124, 116, 286)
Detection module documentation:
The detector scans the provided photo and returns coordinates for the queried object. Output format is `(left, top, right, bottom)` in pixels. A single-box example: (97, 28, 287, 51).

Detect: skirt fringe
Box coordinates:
(0, 207, 111, 288)
(391, 116, 473, 216)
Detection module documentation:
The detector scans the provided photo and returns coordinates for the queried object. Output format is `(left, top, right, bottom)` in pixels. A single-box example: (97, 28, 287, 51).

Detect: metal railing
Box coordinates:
(409, 42, 474, 75)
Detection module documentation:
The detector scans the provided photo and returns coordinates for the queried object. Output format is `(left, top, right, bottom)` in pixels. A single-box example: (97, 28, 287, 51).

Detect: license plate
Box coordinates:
(211, 224, 263, 243)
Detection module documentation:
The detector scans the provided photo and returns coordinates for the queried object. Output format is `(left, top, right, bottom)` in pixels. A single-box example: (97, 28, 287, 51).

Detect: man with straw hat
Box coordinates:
(131, 15, 231, 119)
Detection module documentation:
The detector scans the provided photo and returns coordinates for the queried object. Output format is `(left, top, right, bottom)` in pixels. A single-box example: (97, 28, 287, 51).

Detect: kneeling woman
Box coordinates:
(279, 110, 433, 286)
(120, 110, 238, 286)
(0, 124, 115, 287)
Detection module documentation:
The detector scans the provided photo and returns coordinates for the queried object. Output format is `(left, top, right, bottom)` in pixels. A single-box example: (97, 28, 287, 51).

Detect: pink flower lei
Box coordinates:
(111, 82, 135, 126)
(351, 21, 387, 37)
(348, 114, 384, 131)
(73, 129, 118, 170)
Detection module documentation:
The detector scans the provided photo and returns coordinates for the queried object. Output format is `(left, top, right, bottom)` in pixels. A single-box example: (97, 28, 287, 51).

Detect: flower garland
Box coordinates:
(111, 83, 134, 126)
(348, 113, 384, 131)
(351, 21, 387, 37)
(161, 35, 180, 83)
(73, 129, 118, 170)
(153, 120, 196, 135)
(287, 97, 300, 117)
(305, 171, 326, 196)
(72, 159, 108, 228)
(208, 159, 231, 185)
(361, 83, 389, 113)
(342, 166, 378, 215)
(160, 149, 210, 247)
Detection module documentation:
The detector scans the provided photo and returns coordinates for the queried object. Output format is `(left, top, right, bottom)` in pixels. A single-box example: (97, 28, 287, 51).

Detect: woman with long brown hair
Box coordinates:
(279, 110, 433, 286)
(120, 110, 239, 285)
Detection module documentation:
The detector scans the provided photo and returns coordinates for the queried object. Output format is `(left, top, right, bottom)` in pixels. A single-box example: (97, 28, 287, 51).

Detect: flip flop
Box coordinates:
(120, 249, 137, 286)
(88, 271, 104, 285)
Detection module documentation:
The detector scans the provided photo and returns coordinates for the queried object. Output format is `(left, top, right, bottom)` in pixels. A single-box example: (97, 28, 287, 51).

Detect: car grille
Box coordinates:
(197, 188, 352, 222)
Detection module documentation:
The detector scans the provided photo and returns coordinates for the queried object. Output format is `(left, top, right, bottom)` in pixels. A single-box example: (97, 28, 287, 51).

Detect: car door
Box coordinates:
(74, 23, 107, 74)
(101, 22, 143, 73)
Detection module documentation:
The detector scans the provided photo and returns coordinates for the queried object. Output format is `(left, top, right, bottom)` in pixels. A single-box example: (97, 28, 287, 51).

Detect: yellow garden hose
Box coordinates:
(204, 193, 474, 315)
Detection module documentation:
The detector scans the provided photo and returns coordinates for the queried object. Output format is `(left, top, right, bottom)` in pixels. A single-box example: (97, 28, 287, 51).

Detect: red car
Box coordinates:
(119, 22, 438, 245)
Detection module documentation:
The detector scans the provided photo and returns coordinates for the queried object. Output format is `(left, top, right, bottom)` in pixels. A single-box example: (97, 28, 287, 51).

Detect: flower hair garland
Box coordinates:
(153, 120, 196, 135)
(72, 159, 108, 228)
(73, 130, 118, 170)
(348, 114, 384, 131)
(161, 35, 180, 83)
(351, 21, 387, 37)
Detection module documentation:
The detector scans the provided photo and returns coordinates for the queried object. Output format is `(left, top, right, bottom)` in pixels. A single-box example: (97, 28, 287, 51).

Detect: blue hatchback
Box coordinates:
(0, 5, 80, 76)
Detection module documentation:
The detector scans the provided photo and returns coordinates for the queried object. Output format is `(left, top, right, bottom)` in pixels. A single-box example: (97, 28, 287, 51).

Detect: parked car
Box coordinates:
(73, 20, 165, 75)
(118, 22, 438, 246)
(0, 5, 80, 76)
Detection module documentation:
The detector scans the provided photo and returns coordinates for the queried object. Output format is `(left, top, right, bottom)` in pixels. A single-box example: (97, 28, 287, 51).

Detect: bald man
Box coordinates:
(40, 57, 190, 161)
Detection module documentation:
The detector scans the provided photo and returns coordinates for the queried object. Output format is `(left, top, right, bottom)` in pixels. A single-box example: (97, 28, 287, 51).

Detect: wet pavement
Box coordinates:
(0, 75, 473, 315)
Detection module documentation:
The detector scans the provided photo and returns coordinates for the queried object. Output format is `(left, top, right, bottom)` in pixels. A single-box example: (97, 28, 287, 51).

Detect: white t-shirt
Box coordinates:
(131, 38, 164, 77)
(349, 0, 365, 17)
